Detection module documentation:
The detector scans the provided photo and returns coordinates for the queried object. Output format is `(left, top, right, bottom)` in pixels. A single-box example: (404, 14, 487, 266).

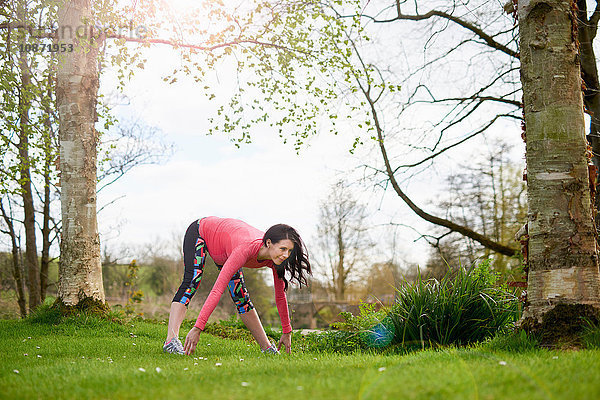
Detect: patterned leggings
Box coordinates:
(172, 220, 254, 314)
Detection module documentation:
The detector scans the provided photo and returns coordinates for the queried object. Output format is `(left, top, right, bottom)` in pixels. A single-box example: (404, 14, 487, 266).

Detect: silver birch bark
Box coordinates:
(56, 0, 105, 306)
(518, 0, 600, 322)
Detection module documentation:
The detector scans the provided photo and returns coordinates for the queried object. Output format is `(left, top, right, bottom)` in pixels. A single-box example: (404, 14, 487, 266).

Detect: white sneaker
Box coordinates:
(261, 343, 280, 355)
(163, 337, 185, 355)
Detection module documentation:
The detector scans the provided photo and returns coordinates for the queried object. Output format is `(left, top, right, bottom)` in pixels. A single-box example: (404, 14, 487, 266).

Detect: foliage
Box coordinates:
(324, 260, 518, 350)
(388, 260, 519, 347)
(293, 329, 365, 354)
(141, 256, 180, 297)
(331, 302, 387, 332)
(124, 260, 144, 316)
(200, 315, 365, 353)
(26, 303, 62, 325)
(203, 319, 256, 343)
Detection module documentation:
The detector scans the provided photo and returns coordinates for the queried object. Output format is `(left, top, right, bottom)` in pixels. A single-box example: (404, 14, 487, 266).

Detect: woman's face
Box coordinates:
(267, 239, 295, 265)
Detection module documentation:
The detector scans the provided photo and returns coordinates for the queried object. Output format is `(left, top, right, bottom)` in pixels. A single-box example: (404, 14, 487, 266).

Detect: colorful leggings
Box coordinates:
(172, 220, 254, 314)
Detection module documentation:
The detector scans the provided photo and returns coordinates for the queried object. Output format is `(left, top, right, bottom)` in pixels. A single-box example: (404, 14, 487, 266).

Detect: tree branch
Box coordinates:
(358, 81, 518, 257)
(357, 8, 518, 59)
(394, 113, 517, 170)
(109, 34, 305, 55)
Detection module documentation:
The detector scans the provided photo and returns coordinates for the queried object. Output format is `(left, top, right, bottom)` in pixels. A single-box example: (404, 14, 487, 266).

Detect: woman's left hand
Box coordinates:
(184, 327, 201, 355)
(278, 332, 292, 354)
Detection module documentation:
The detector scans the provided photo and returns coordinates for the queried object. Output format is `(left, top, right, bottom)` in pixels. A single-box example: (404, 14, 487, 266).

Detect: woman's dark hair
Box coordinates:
(263, 224, 311, 291)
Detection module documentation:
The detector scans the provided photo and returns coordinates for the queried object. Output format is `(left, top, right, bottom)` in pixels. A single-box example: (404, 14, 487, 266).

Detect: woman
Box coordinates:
(163, 216, 311, 355)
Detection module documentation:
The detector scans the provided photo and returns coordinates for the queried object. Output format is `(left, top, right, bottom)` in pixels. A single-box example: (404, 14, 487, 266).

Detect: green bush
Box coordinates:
(292, 329, 365, 353)
(332, 302, 388, 332)
(388, 260, 519, 347)
(332, 302, 394, 349)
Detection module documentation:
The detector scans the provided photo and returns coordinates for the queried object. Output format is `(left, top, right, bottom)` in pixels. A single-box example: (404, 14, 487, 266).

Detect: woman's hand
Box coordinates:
(278, 332, 292, 354)
(184, 327, 201, 355)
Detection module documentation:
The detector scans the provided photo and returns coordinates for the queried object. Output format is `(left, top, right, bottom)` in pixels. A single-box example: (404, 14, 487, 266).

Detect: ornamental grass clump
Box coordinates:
(388, 260, 519, 347)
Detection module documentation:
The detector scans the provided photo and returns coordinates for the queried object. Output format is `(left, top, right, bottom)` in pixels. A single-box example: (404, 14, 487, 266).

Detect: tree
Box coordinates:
(1, 0, 59, 312)
(0, 199, 27, 317)
(315, 180, 372, 300)
(517, 0, 600, 334)
(54, 0, 107, 310)
(576, 0, 600, 228)
(425, 141, 527, 277)
(1, 0, 175, 314)
(362, 261, 400, 304)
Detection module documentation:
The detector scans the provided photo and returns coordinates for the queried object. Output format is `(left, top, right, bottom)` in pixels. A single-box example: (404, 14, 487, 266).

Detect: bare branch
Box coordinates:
(359, 76, 518, 256)
(394, 113, 518, 171)
(356, 9, 518, 58)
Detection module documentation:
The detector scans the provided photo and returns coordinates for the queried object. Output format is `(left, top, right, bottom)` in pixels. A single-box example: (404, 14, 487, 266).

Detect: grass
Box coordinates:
(1, 316, 599, 399)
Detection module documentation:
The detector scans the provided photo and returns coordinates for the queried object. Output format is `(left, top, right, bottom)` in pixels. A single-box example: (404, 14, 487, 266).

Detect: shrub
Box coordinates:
(202, 315, 281, 343)
(332, 302, 394, 348)
(292, 330, 365, 353)
(203, 321, 255, 342)
(332, 302, 387, 332)
(388, 260, 519, 347)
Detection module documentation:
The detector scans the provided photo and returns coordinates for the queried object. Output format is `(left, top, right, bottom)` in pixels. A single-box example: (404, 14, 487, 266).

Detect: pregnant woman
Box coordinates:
(163, 216, 311, 355)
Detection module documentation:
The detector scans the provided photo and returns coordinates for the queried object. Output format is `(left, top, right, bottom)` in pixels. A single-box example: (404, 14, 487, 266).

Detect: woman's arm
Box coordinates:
(184, 248, 249, 355)
(193, 248, 249, 330)
(272, 267, 292, 334)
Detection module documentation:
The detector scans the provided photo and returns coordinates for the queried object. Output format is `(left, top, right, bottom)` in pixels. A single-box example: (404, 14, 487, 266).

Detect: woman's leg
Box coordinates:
(166, 302, 187, 342)
(225, 268, 271, 350)
(166, 220, 207, 343)
(239, 308, 271, 350)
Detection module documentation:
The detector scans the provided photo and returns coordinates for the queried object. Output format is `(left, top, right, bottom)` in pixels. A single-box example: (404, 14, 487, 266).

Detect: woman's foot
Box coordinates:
(261, 343, 280, 355)
(163, 337, 185, 354)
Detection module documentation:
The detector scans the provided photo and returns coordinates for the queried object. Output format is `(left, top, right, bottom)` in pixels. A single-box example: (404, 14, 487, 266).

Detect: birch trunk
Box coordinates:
(55, 0, 106, 307)
(576, 0, 600, 229)
(518, 0, 600, 324)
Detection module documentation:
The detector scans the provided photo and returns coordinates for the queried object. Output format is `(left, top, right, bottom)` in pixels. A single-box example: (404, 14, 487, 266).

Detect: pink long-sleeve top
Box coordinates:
(193, 217, 292, 334)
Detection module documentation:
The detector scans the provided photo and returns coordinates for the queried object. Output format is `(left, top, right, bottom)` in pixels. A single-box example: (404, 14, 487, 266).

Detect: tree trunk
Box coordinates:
(336, 224, 345, 301)
(41, 81, 54, 302)
(0, 200, 27, 318)
(518, 0, 600, 335)
(55, 0, 106, 310)
(577, 0, 600, 229)
(18, 37, 41, 312)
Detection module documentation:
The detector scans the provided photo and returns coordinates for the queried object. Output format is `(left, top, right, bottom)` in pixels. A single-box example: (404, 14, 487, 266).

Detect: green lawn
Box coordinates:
(0, 317, 599, 400)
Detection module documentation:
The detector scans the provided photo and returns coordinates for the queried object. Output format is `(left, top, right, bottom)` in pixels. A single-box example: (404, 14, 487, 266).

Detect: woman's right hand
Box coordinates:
(184, 326, 201, 355)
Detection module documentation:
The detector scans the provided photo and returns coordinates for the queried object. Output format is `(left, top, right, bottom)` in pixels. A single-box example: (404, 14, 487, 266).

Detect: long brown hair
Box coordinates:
(263, 224, 311, 291)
